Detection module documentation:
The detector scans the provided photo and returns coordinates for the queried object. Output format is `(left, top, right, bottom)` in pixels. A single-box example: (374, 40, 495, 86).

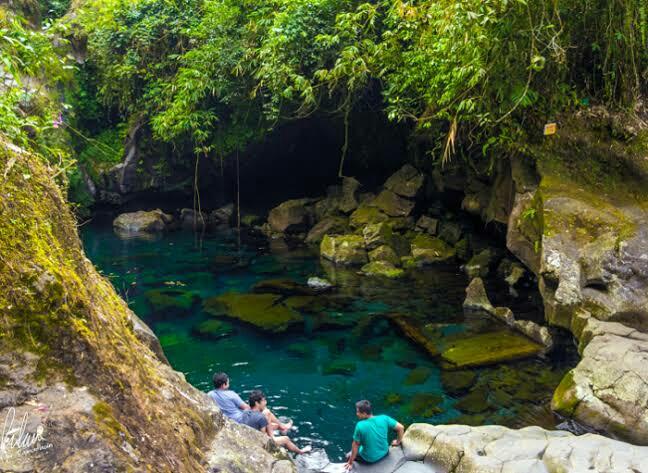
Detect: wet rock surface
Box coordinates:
(113, 208, 173, 233)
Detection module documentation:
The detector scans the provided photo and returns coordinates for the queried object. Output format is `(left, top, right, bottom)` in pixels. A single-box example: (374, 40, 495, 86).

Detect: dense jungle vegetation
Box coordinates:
(1, 0, 647, 189)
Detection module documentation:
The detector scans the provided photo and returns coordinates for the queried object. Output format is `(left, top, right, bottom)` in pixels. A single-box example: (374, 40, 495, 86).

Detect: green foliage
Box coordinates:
(0, 7, 73, 166)
(71, 0, 647, 164)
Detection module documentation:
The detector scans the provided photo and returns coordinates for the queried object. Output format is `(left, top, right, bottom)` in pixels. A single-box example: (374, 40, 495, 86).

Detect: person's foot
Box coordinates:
(298, 445, 312, 455)
(280, 419, 293, 433)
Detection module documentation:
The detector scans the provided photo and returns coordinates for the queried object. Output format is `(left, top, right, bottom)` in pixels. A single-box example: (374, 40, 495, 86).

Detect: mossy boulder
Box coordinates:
(191, 319, 235, 340)
(360, 261, 405, 279)
(368, 245, 400, 266)
(441, 330, 544, 369)
(203, 293, 302, 333)
(362, 222, 394, 250)
(438, 221, 463, 245)
(113, 209, 173, 233)
(144, 288, 200, 315)
(267, 198, 315, 233)
(410, 234, 456, 265)
(320, 234, 368, 265)
(415, 215, 438, 235)
(464, 248, 498, 279)
(384, 164, 425, 198)
(349, 204, 389, 228)
(305, 216, 349, 244)
(372, 189, 415, 217)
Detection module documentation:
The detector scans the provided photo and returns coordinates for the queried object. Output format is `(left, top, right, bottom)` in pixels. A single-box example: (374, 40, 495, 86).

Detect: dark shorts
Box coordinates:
(345, 451, 370, 464)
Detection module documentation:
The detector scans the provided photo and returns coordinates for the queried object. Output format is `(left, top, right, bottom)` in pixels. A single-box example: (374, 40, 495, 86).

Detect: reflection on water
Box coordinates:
(82, 224, 575, 461)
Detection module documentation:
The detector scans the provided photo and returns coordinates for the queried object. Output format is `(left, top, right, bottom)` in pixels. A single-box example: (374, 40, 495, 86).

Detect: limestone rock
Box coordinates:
(402, 423, 648, 473)
(384, 164, 425, 198)
(339, 176, 362, 213)
(463, 277, 494, 312)
(373, 189, 416, 217)
(307, 276, 334, 291)
(551, 319, 648, 446)
(320, 234, 368, 265)
(268, 198, 315, 233)
(113, 209, 172, 233)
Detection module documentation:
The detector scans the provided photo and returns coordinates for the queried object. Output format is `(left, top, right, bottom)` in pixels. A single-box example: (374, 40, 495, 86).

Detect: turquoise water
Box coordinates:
(82, 223, 574, 461)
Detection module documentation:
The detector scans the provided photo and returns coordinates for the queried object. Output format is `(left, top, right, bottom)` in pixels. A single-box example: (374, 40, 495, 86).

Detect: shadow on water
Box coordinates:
(81, 224, 576, 461)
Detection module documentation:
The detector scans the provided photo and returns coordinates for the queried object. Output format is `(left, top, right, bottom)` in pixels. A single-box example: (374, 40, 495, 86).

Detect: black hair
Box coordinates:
(213, 372, 229, 389)
(249, 390, 266, 408)
(356, 400, 372, 415)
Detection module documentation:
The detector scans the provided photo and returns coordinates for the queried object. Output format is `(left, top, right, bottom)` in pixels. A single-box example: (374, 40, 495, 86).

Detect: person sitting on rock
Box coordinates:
(245, 390, 311, 455)
(208, 372, 292, 432)
(344, 400, 404, 470)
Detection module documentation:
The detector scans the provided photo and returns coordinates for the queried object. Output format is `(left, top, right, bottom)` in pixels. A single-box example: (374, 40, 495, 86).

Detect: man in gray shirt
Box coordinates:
(208, 372, 292, 432)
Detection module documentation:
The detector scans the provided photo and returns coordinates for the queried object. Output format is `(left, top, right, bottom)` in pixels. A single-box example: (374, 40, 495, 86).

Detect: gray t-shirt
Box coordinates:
(208, 389, 245, 422)
(240, 410, 268, 431)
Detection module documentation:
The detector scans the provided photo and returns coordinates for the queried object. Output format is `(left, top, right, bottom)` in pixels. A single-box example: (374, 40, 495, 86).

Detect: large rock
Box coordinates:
(410, 234, 456, 265)
(0, 141, 292, 472)
(349, 204, 389, 228)
(402, 423, 648, 473)
(552, 318, 648, 445)
(113, 209, 173, 233)
(362, 222, 394, 249)
(384, 164, 425, 198)
(268, 198, 315, 233)
(441, 330, 544, 369)
(361, 261, 405, 279)
(320, 234, 368, 265)
(203, 293, 303, 333)
(372, 189, 416, 217)
(305, 216, 349, 244)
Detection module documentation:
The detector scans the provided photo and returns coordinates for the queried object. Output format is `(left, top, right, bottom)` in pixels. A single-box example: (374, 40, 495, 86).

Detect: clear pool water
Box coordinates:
(82, 223, 574, 461)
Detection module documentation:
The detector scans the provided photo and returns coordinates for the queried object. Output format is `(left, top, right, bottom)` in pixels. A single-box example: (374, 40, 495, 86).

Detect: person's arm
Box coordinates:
(344, 440, 360, 471)
(234, 393, 250, 411)
(391, 422, 405, 446)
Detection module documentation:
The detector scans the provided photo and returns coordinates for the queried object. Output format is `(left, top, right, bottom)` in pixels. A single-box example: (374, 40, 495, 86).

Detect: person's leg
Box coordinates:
(263, 408, 292, 432)
(273, 435, 310, 454)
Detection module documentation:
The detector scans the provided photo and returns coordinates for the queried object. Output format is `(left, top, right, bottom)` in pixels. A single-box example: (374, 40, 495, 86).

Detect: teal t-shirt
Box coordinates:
(353, 415, 397, 463)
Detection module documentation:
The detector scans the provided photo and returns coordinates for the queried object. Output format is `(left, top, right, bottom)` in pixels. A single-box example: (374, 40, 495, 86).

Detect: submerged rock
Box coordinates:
(361, 261, 405, 279)
(323, 360, 357, 376)
(368, 245, 400, 266)
(144, 288, 200, 315)
(408, 393, 443, 417)
(441, 370, 477, 396)
(203, 293, 302, 333)
(113, 209, 173, 233)
(320, 234, 368, 265)
(404, 367, 433, 386)
(191, 319, 235, 340)
(388, 315, 440, 357)
(384, 164, 425, 198)
(252, 278, 314, 296)
(441, 330, 544, 369)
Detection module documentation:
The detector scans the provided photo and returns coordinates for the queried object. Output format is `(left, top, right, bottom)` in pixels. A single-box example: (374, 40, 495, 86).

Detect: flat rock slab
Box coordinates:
(306, 448, 440, 473)
(441, 330, 543, 369)
(402, 423, 648, 473)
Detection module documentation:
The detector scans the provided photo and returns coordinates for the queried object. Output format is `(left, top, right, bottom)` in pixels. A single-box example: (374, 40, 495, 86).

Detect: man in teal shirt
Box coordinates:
(344, 400, 404, 470)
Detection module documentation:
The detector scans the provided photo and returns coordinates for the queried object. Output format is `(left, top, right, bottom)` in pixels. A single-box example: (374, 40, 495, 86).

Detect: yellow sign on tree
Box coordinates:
(543, 123, 557, 135)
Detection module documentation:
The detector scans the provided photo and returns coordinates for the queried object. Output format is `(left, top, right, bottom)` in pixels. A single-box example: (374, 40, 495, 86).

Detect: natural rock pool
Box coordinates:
(82, 222, 576, 461)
